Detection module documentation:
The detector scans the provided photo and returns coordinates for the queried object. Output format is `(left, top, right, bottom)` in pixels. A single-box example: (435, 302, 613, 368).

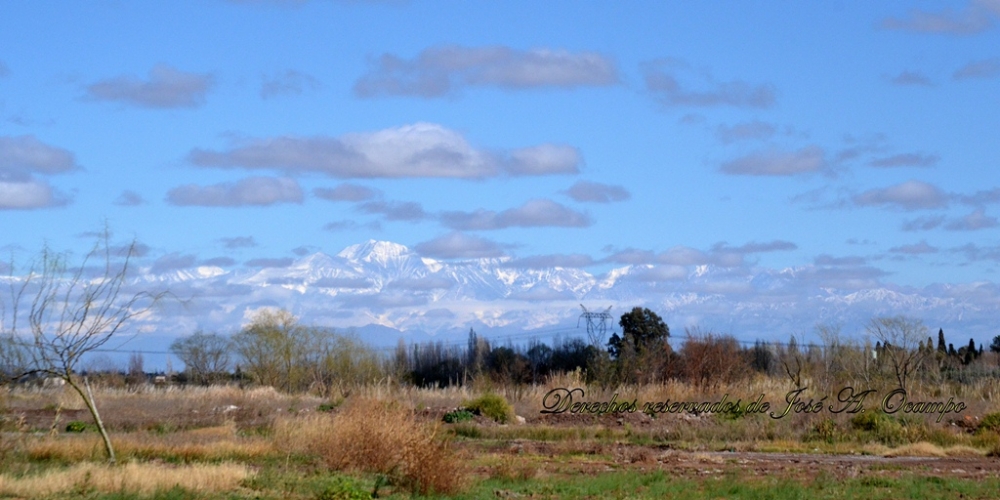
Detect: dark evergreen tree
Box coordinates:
(607, 307, 669, 358)
(991, 335, 1000, 354)
(937, 328, 947, 353)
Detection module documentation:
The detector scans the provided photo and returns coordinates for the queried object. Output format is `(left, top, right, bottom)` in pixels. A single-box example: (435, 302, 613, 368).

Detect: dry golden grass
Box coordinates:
(22, 422, 274, 462)
(883, 442, 986, 458)
(275, 397, 465, 495)
(0, 462, 250, 498)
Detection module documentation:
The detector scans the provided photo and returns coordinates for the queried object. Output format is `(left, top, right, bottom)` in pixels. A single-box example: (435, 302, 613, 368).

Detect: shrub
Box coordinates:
(310, 398, 464, 495)
(807, 418, 839, 443)
(850, 411, 906, 446)
(65, 421, 91, 433)
(315, 477, 370, 500)
(464, 393, 513, 424)
(978, 412, 1000, 434)
(443, 410, 474, 424)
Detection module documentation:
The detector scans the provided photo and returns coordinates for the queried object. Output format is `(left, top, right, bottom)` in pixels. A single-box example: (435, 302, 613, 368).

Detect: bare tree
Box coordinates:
(2, 233, 166, 463)
(866, 316, 929, 393)
(170, 331, 232, 385)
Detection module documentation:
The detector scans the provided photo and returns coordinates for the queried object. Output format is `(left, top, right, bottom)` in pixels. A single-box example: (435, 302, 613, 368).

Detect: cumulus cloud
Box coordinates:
(564, 180, 630, 203)
(220, 236, 257, 249)
(501, 253, 595, 268)
(954, 243, 1000, 262)
(720, 146, 827, 176)
(888, 70, 934, 86)
(441, 199, 592, 230)
(853, 180, 949, 211)
(953, 57, 1000, 80)
(869, 153, 939, 168)
(313, 183, 379, 202)
(357, 200, 428, 221)
(715, 120, 777, 143)
(890, 241, 939, 254)
(150, 253, 198, 274)
(880, 2, 997, 35)
(959, 187, 1000, 205)
(113, 190, 145, 206)
(945, 208, 999, 230)
(260, 70, 321, 99)
(717, 240, 798, 254)
(354, 45, 619, 98)
(166, 177, 303, 207)
(85, 64, 214, 109)
(503, 144, 581, 175)
(203, 256, 236, 267)
(902, 215, 946, 231)
(0, 135, 78, 175)
(0, 179, 68, 209)
(414, 232, 507, 259)
(642, 59, 776, 109)
(814, 254, 867, 266)
(188, 123, 580, 179)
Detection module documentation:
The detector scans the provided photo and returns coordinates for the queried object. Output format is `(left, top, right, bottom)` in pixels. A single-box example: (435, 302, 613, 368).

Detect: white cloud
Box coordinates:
(354, 45, 619, 98)
(85, 64, 214, 109)
(564, 181, 630, 203)
(720, 146, 827, 176)
(220, 236, 257, 249)
(413, 232, 507, 259)
(441, 199, 592, 230)
(890, 241, 939, 254)
(945, 208, 999, 230)
(853, 180, 949, 211)
(643, 59, 776, 108)
(0, 135, 78, 175)
(504, 144, 581, 175)
(150, 253, 198, 274)
(313, 183, 379, 202)
(166, 176, 303, 207)
(902, 215, 946, 231)
(715, 120, 777, 143)
(0, 179, 67, 209)
(189, 123, 579, 179)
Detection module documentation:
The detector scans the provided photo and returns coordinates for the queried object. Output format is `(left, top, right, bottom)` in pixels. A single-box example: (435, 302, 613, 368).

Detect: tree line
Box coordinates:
(150, 307, 1000, 395)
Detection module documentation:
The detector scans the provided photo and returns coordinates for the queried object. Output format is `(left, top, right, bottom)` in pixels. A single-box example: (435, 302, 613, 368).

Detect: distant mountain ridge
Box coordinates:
(134, 239, 1000, 345)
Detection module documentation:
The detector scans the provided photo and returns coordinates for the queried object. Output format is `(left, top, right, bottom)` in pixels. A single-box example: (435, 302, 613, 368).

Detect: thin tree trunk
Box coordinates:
(67, 377, 116, 464)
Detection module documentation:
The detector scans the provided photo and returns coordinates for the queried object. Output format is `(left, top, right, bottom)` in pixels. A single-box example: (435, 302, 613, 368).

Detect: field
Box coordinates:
(2, 376, 1000, 499)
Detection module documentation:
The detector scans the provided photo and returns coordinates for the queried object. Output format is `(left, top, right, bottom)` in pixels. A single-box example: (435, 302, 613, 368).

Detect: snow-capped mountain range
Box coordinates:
(135, 240, 1000, 345)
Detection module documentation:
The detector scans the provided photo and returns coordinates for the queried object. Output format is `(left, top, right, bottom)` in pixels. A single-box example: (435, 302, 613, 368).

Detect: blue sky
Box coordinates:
(2, 1, 1000, 358)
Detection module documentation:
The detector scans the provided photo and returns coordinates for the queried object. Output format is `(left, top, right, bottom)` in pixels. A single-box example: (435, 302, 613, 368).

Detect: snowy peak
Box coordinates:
(337, 240, 413, 264)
